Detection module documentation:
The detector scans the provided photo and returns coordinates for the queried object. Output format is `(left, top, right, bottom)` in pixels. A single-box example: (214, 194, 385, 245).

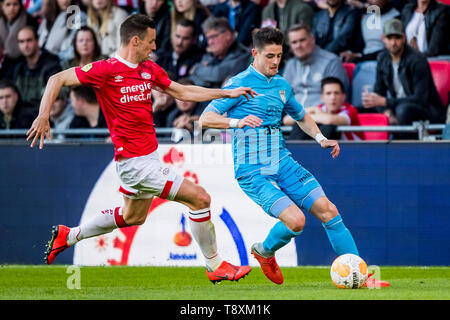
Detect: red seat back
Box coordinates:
(437, 0, 450, 5)
(343, 63, 356, 84)
(429, 60, 450, 107)
(357, 113, 389, 140)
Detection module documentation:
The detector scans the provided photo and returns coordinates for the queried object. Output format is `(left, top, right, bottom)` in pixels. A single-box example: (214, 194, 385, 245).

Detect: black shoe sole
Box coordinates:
(210, 269, 251, 284)
(44, 225, 59, 264)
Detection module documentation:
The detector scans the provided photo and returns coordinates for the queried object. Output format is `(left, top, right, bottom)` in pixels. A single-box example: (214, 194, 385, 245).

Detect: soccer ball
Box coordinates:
(330, 253, 368, 289)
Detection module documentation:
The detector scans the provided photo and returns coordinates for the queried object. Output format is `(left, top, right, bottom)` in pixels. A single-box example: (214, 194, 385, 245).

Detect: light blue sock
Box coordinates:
(262, 221, 302, 253)
(322, 214, 359, 256)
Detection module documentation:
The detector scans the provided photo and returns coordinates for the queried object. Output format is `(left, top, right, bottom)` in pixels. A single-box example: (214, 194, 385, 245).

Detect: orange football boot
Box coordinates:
(206, 261, 252, 284)
(251, 244, 283, 285)
(45, 225, 70, 265)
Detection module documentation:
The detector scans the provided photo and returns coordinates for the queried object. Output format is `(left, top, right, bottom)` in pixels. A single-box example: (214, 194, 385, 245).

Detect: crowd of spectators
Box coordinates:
(0, 0, 449, 140)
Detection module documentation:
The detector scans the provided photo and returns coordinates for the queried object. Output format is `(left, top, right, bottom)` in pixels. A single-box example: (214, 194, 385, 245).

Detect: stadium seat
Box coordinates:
(437, 0, 450, 5)
(357, 113, 389, 140)
(429, 60, 450, 107)
(343, 63, 356, 84)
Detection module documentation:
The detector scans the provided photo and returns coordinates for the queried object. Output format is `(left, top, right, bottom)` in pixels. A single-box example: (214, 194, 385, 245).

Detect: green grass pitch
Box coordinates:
(0, 265, 449, 300)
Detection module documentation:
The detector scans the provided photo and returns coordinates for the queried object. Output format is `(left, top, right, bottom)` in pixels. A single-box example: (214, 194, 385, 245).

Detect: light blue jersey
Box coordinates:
(203, 65, 359, 259)
(203, 65, 306, 179)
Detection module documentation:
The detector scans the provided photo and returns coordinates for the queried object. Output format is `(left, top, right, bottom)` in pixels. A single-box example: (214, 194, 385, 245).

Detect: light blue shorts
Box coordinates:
(237, 155, 325, 217)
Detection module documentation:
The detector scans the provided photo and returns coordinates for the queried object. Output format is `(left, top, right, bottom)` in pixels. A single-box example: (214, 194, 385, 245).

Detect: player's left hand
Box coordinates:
(228, 87, 258, 101)
(320, 139, 340, 159)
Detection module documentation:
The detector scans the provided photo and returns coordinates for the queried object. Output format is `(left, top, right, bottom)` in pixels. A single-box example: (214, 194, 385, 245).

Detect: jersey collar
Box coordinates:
(114, 54, 138, 69)
(249, 64, 274, 83)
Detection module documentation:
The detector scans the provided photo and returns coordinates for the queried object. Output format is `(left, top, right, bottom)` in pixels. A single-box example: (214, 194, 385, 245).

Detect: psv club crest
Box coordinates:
(141, 72, 151, 80)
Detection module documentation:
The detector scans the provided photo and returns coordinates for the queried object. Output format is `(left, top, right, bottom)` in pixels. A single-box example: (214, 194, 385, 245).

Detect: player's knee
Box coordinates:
(280, 205, 305, 232)
(312, 198, 339, 223)
(287, 214, 305, 233)
(323, 201, 339, 223)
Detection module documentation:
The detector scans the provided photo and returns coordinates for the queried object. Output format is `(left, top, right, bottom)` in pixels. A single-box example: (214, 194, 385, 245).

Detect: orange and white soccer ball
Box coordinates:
(330, 254, 368, 289)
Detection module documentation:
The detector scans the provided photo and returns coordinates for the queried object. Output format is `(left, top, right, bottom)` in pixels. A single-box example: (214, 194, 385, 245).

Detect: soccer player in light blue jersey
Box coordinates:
(199, 27, 389, 287)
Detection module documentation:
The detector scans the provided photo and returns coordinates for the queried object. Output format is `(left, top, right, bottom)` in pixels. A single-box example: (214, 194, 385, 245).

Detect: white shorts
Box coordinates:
(115, 150, 184, 200)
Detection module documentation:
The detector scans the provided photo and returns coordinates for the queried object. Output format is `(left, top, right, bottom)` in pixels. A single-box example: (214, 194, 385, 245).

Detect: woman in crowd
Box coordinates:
(62, 25, 107, 69)
(38, 0, 87, 63)
(171, 0, 210, 44)
(87, 0, 128, 57)
(0, 0, 38, 60)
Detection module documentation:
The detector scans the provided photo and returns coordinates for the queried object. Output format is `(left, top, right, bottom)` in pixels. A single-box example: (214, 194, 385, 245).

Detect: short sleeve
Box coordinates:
(150, 62, 172, 91)
(202, 77, 243, 115)
(74, 60, 108, 88)
(284, 85, 306, 121)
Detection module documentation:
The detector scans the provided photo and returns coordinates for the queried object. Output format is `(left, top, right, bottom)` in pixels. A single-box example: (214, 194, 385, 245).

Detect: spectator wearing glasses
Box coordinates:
(189, 16, 251, 88)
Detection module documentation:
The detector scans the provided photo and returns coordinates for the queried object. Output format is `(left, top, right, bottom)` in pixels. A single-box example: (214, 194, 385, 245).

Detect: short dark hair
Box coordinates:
(70, 85, 98, 104)
(17, 25, 38, 40)
(120, 14, 156, 46)
(321, 77, 345, 93)
(0, 79, 19, 93)
(177, 18, 196, 30)
(176, 18, 196, 36)
(252, 27, 284, 50)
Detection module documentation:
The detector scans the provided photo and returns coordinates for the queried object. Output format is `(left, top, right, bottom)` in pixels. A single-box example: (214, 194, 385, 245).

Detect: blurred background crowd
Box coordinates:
(0, 0, 449, 140)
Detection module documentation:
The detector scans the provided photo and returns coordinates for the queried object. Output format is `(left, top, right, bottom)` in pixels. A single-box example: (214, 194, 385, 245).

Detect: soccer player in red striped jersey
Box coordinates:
(26, 14, 255, 283)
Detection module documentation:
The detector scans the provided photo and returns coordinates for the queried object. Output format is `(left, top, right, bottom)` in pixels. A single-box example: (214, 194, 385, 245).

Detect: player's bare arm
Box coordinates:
(296, 112, 340, 159)
(310, 111, 349, 126)
(199, 111, 263, 129)
(26, 68, 81, 149)
(164, 81, 257, 103)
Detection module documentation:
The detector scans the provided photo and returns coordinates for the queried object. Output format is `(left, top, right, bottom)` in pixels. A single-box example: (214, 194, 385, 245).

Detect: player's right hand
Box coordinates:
(320, 139, 340, 159)
(238, 115, 263, 128)
(26, 116, 51, 149)
(228, 87, 258, 101)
